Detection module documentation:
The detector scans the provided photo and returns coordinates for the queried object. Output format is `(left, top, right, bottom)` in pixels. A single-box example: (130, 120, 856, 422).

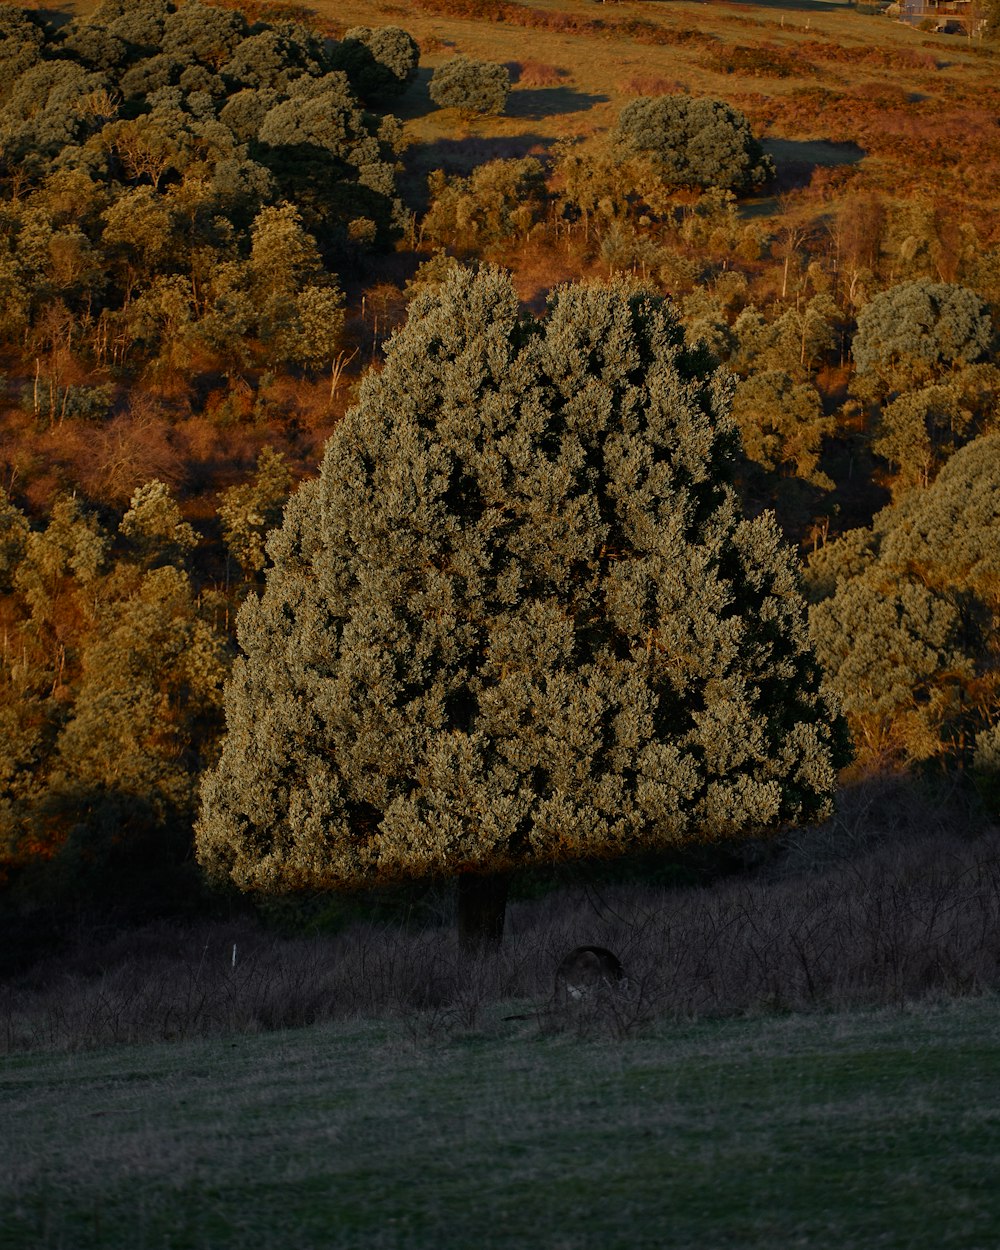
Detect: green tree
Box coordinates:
(806, 431, 1000, 764)
(217, 447, 292, 581)
(58, 21, 129, 71)
(872, 382, 974, 494)
(119, 478, 198, 568)
(1, 60, 108, 177)
(851, 279, 993, 403)
(851, 280, 996, 491)
(221, 27, 322, 90)
(95, 0, 171, 54)
(52, 563, 226, 815)
(614, 95, 774, 194)
(332, 25, 419, 103)
(732, 295, 840, 381)
(197, 267, 848, 948)
(429, 56, 509, 117)
(160, 0, 246, 70)
(0, 488, 29, 590)
(285, 283, 345, 373)
(257, 71, 404, 244)
(423, 157, 547, 253)
(218, 85, 281, 141)
(551, 137, 633, 242)
(243, 202, 343, 369)
(1, 486, 228, 905)
(730, 371, 834, 489)
(0, 6, 45, 91)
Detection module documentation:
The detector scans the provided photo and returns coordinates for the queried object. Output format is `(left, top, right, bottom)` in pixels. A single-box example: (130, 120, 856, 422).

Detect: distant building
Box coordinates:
(886, 0, 986, 34)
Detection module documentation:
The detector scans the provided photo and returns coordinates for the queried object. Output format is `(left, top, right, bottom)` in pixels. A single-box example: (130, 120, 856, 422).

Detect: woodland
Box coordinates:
(0, 0, 999, 974)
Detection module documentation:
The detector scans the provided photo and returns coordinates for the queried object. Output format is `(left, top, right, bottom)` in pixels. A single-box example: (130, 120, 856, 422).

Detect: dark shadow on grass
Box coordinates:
(505, 86, 609, 120)
(740, 137, 866, 205)
(404, 132, 554, 181)
(28, 7, 75, 27)
(764, 137, 866, 169)
(386, 68, 436, 122)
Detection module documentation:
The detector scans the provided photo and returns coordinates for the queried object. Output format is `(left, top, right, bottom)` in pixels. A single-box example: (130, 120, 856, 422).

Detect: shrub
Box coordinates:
(332, 25, 419, 103)
(618, 74, 684, 97)
(429, 55, 510, 116)
(514, 60, 569, 88)
(703, 43, 801, 79)
(852, 279, 994, 401)
(614, 94, 775, 193)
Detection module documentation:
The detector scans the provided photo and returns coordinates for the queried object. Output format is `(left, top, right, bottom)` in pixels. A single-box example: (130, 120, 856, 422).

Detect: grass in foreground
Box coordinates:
(4, 995, 1000, 1249)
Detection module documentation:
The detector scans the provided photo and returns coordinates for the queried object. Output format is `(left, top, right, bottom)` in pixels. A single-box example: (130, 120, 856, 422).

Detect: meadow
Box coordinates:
(4, 996, 1000, 1249)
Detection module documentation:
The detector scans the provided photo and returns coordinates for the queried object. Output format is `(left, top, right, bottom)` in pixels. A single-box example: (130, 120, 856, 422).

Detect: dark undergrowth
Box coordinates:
(2, 774, 998, 1053)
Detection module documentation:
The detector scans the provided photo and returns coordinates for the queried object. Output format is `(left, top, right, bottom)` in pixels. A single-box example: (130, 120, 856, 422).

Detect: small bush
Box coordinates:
(704, 42, 803, 78)
(615, 94, 775, 192)
(618, 73, 683, 96)
(512, 60, 569, 88)
(429, 55, 510, 116)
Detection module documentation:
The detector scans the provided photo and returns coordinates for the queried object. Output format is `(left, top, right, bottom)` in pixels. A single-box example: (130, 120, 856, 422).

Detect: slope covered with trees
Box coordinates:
(0, 0, 411, 397)
(1, 0, 999, 938)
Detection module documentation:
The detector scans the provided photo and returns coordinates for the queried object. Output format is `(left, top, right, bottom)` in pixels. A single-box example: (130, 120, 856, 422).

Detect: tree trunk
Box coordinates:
(457, 871, 509, 955)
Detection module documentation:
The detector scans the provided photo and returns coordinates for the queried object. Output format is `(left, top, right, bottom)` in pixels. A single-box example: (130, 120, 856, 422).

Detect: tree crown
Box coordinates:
(197, 267, 847, 894)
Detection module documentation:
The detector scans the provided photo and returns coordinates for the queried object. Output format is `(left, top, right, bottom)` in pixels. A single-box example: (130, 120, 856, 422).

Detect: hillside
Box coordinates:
(0, 0, 997, 956)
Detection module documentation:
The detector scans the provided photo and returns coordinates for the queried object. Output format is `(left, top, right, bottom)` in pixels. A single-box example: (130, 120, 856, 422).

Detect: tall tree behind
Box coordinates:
(197, 268, 849, 947)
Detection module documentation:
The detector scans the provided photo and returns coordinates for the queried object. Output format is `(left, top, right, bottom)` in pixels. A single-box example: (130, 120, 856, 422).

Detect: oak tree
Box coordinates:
(614, 95, 774, 194)
(197, 268, 848, 948)
(332, 25, 419, 103)
(429, 56, 510, 117)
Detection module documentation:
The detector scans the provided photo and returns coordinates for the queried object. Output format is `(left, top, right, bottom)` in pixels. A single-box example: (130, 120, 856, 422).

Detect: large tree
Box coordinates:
(614, 95, 774, 194)
(196, 268, 848, 947)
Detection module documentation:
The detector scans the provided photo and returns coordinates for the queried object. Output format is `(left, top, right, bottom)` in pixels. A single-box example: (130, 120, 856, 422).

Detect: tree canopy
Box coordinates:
(331, 26, 420, 104)
(429, 56, 510, 117)
(614, 95, 775, 194)
(806, 431, 1000, 764)
(852, 279, 994, 398)
(0, 2, 410, 380)
(196, 267, 849, 941)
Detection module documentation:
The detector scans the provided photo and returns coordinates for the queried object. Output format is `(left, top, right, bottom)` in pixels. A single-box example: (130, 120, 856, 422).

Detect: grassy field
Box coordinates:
(310, 0, 1000, 304)
(4, 995, 1000, 1249)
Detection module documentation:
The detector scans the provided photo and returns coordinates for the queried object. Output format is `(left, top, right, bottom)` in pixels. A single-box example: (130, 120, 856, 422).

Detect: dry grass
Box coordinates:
(320, 0, 999, 232)
(4, 777, 997, 1054)
(507, 59, 570, 87)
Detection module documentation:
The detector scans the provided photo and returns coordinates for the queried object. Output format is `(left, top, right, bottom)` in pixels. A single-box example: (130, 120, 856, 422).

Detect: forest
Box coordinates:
(0, 0, 998, 967)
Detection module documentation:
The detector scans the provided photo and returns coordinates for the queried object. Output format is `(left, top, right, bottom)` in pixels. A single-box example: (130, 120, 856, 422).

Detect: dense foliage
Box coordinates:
(196, 268, 848, 905)
(330, 25, 420, 104)
(614, 95, 775, 194)
(2, 0, 999, 929)
(429, 55, 510, 116)
(806, 432, 1000, 767)
(0, 0, 410, 387)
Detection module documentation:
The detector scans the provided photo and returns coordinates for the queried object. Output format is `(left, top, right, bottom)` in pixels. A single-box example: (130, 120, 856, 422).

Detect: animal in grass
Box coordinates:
(554, 946, 626, 1004)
